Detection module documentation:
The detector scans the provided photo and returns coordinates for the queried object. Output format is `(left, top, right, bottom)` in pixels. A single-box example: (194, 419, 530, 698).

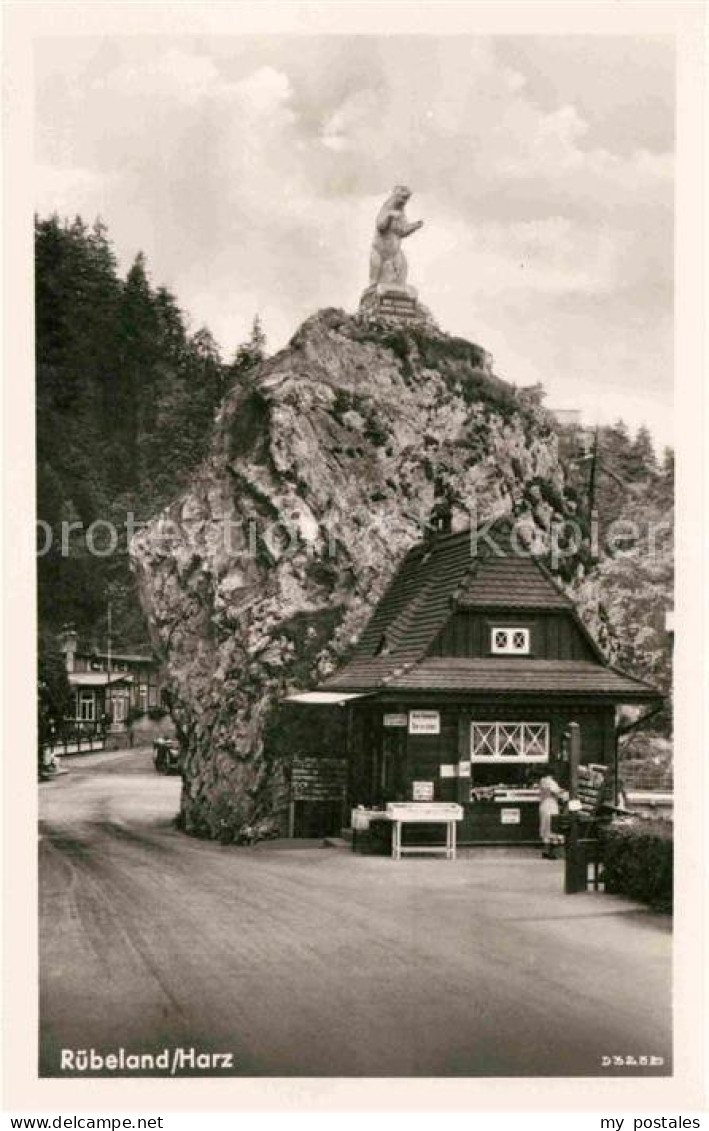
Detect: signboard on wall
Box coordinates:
(576, 763, 609, 814)
(383, 713, 408, 728)
(291, 757, 347, 802)
(500, 808, 521, 825)
(412, 781, 434, 801)
(409, 710, 440, 735)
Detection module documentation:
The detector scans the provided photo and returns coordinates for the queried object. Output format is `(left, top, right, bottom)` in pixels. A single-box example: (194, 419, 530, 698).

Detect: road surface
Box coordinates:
(40, 748, 672, 1077)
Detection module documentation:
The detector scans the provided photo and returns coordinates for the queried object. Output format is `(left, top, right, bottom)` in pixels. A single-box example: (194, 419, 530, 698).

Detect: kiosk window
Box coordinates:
(471, 722, 549, 761)
(491, 627, 530, 654)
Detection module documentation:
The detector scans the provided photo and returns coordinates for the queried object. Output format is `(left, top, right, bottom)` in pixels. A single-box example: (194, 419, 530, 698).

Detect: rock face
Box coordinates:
(130, 308, 568, 841)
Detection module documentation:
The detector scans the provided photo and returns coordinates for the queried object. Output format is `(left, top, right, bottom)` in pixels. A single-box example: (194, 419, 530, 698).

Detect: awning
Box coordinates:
(69, 672, 135, 688)
(284, 691, 373, 706)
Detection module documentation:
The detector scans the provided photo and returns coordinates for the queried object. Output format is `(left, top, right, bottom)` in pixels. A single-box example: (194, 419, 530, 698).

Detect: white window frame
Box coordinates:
(471, 721, 549, 762)
(79, 690, 96, 722)
(491, 627, 531, 655)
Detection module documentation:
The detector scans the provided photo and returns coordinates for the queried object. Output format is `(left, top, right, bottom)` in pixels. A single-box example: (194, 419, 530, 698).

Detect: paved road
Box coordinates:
(40, 749, 672, 1077)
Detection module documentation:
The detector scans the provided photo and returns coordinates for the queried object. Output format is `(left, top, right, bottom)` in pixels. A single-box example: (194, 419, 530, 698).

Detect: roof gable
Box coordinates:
(315, 518, 661, 703)
(354, 518, 575, 664)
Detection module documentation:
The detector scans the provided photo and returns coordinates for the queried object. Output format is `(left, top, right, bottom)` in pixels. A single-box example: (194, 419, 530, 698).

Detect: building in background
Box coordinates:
(549, 408, 583, 429)
(57, 627, 166, 733)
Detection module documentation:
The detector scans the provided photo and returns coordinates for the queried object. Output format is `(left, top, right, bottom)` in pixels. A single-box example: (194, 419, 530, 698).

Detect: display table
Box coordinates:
(385, 802, 464, 861)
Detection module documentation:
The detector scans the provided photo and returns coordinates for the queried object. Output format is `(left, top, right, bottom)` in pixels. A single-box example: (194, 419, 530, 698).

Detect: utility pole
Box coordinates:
(106, 601, 113, 729)
(564, 722, 585, 894)
(575, 425, 627, 519)
(587, 426, 600, 515)
(107, 601, 112, 676)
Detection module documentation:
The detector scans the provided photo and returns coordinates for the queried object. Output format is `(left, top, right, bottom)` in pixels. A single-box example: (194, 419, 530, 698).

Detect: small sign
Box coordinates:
(501, 808, 521, 825)
(291, 757, 347, 802)
(440, 764, 457, 778)
(412, 781, 434, 801)
(457, 761, 471, 778)
(409, 710, 440, 735)
(383, 713, 408, 728)
(575, 764, 608, 814)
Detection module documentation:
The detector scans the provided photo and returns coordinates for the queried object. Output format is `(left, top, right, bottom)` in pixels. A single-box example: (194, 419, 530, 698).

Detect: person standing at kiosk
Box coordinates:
(537, 767, 568, 859)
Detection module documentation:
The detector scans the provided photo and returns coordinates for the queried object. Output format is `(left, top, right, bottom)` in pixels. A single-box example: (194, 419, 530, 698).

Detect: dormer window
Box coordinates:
(491, 627, 530, 655)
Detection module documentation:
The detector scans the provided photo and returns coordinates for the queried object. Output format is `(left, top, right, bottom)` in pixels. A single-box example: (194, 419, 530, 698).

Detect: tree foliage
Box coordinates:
(35, 213, 264, 648)
(563, 420, 674, 733)
(37, 630, 72, 745)
(226, 315, 267, 393)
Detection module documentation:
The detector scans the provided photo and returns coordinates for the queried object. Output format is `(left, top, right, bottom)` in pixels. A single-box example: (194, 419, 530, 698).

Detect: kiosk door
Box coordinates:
(380, 728, 407, 801)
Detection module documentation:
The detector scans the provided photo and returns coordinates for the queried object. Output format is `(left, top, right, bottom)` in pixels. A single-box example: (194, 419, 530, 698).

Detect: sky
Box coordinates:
(34, 35, 674, 448)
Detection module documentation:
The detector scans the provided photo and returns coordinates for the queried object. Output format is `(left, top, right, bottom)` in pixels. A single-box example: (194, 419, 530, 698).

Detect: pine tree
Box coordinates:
(628, 424, 658, 480)
(228, 315, 266, 392)
(88, 217, 117, 276)
(37, 629, 72, 747)
(191, 326, 225, 407)
(115, 252, 159, 487)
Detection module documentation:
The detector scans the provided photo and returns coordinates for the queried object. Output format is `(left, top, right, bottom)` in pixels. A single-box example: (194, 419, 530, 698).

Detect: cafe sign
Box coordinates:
(500, 808, 521, 825)
(383, 713, 408, 728)
(408, 710, 440, 735)
(412, 781, 435, 802)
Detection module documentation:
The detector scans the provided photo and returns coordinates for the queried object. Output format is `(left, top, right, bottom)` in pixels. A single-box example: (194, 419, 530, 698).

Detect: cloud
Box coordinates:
(228, 65, 294, 115)
(35, 163, 116, 219)
(320, 89, 380, 152)
(34, 36, 674, 443)
(96, 47, 222, 105)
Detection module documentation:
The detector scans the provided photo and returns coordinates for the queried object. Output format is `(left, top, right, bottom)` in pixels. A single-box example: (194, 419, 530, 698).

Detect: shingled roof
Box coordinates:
(321, 658, 658, 701)
(315, 518, 660, 704)
(354, 527, 476, 662)
(341, 518, 571, 662)
(456, 554, 573, 610)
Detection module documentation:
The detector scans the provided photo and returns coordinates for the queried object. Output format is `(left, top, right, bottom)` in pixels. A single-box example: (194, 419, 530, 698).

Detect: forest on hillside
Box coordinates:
(558, 418, 674, 732)
(36, 214, 265, 650)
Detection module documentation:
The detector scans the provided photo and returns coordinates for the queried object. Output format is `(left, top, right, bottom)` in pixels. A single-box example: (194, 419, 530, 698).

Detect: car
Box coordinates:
(152, 736, 181, 775)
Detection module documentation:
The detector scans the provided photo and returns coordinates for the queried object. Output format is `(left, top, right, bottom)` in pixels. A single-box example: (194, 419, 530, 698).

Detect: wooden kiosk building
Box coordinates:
(288, 519, 661, 845)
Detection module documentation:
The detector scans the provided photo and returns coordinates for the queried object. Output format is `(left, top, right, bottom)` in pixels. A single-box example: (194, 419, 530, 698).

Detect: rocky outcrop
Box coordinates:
(130, 308, 568, 840)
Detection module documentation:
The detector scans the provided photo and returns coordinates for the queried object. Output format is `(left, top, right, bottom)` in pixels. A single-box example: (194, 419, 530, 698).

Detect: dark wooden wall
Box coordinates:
(431, 611, 597, 662)
(347, 701, 615, 810)
(405, 708, 459, 803)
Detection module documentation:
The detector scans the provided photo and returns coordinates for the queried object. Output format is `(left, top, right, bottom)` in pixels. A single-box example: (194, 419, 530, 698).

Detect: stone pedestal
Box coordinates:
(357, 285, 437, 330)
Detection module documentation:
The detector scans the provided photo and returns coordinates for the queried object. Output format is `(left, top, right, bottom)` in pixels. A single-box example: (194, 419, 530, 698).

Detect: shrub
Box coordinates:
(602, 817, 673, 912)
(620, 732, 673, 764)
(364, 420, 389, 447)
(332, 389, 356, 419)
